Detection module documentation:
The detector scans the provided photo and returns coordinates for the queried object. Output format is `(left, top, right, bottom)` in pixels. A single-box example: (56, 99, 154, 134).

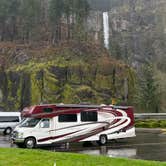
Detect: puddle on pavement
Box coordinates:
(1, 130, 166, 161)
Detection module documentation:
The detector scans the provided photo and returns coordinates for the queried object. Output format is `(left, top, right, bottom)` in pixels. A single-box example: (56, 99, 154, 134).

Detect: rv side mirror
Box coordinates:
(40, 122, 44, 128)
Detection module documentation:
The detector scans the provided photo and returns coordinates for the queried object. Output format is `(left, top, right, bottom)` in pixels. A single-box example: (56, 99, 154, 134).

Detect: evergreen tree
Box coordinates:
(0, 0, 10, 41)
(63, 0, 73, 40)
(49, 0, 64, 44)
(20, 0, 41, 42)
(72, 0, 89, 41)
(138, 63, 160, 113)
(7, 0, 21, 41)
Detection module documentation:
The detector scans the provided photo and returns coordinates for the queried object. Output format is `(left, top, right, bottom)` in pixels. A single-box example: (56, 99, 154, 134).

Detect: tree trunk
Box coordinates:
(67, 16, 71, 40)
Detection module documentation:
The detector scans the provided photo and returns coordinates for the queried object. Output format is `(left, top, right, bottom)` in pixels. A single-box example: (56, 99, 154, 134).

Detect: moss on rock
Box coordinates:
(0, 42, 136, 111)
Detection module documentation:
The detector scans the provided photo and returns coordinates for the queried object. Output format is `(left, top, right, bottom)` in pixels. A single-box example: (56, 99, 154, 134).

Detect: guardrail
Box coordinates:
(134, 113, 166, 120)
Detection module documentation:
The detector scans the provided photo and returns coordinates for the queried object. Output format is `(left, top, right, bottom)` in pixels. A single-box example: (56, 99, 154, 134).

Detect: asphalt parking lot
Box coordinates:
(1, 129, 166, 161)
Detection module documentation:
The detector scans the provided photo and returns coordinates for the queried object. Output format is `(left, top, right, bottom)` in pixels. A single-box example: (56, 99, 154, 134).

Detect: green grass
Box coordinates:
(0, 148, 166, 166)
(135, 120, 166, 128)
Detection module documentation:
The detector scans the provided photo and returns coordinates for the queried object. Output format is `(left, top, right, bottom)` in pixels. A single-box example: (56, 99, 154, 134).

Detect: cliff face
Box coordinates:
(88, 0, 166, 69)
(86, 0, 166, 112)
(0, 0, 165, 112)
(0, 42, 136, 111)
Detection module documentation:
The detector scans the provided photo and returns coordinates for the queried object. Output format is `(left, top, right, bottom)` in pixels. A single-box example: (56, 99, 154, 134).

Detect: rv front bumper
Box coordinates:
(11, 131, 25, 143)
(12, 138, 25, 143)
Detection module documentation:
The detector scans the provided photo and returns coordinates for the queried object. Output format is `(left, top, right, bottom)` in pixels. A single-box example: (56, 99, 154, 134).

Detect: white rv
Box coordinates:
(0, 112, 21, 135)
(12, 104, 135, 148)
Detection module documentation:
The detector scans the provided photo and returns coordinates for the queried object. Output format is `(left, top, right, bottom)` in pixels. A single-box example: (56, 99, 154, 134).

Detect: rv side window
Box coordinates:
(58, 114, 77, 122)
(0, 116, 19, 123)
(20, 118, 41, 128)
(81, 111, 98, 122)
(40, 119, 50, 128)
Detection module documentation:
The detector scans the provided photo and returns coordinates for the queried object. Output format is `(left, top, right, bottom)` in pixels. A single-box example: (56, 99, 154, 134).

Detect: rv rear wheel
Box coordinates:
(4, 127, 12, 135)
(24, 137, 36, 149)
(98, 135, 107, 145)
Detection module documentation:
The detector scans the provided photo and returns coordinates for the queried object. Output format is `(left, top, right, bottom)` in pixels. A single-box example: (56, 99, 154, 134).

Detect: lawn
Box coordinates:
(0, 148, 166, 166)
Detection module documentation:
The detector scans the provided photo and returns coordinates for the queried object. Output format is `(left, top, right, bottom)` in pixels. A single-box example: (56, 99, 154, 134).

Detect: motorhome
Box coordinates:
(0, 112, 21, 135)
(12, 104, 135, 148)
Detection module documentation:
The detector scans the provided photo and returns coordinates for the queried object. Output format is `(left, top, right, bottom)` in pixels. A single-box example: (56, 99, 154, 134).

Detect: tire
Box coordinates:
(24, 137, 36, 149)
(4, 127, 12, 135)
(98, 135, 107, 146)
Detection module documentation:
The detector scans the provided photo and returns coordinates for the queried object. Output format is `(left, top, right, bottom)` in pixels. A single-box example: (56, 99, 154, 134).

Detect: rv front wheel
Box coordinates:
(98, 135, 107, 145)
(24, 137, 36, 149)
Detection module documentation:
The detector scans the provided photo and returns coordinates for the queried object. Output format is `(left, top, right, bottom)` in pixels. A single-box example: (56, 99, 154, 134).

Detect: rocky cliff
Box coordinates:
(0, 42, 136, 111)
(88, 0, 166, 69)
(0, 0, 165, 112)
(87, 0, 166, 112)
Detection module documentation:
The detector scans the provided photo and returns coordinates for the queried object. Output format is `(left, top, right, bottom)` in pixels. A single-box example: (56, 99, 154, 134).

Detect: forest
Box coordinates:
(0, 0, 89, 44)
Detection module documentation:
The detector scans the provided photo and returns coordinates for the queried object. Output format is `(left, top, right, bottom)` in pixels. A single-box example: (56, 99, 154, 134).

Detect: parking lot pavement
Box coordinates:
(0, 132, 17, 148)
(1, 131, 166, 161)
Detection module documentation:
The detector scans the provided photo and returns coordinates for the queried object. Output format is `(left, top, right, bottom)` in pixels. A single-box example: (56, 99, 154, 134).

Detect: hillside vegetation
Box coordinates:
(0, 42, 136, 111)
(0, 0, 165, 112)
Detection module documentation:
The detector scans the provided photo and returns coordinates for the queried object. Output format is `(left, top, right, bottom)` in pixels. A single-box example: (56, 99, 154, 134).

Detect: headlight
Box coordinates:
(17, 132, 24, 139)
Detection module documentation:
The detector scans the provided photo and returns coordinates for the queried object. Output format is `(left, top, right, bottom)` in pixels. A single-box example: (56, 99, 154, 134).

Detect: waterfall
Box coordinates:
(103, 12, 109, 49)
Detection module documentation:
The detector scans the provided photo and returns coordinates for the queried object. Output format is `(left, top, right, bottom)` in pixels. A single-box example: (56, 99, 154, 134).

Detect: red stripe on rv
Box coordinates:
(38, 130, 81, 142)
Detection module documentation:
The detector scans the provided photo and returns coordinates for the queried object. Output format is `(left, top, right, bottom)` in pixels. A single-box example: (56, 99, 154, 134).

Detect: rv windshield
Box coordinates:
(20, 118, 41, 128)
